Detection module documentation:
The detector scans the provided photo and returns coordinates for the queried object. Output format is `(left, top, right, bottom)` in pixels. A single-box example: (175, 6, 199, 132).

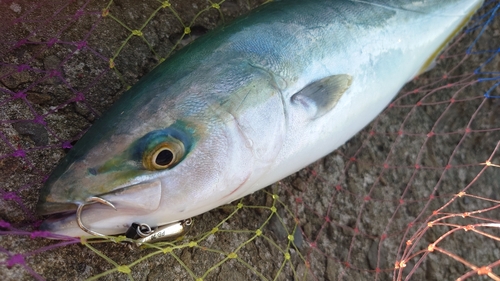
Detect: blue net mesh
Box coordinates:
(0, 1, 499, 280)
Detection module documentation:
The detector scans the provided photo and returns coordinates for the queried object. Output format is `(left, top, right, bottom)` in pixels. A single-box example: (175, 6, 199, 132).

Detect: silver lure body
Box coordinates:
(37, 0, 484, 236)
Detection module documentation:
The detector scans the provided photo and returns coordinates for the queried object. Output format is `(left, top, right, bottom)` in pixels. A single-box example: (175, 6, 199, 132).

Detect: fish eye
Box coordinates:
(154, 149, 174, 166)
(143, 137, 185, 170)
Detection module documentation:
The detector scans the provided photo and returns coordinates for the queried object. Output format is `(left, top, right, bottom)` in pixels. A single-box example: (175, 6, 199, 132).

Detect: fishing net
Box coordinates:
(0, 0, 499, 280)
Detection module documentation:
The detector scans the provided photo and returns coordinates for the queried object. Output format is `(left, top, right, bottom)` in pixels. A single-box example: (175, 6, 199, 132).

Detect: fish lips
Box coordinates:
(38, 180, 163, 229)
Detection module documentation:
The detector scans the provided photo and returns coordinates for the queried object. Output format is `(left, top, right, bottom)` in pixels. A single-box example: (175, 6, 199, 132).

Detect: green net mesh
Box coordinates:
(0, 0, 499, 280)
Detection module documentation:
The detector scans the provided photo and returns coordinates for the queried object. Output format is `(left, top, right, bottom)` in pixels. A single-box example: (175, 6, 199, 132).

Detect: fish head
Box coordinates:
(37, 117, 249, 237)
(37, 60, 284, 237)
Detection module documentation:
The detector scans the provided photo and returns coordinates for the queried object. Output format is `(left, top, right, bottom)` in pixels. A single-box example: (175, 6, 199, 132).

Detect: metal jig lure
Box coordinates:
(76, 196, 191, 245)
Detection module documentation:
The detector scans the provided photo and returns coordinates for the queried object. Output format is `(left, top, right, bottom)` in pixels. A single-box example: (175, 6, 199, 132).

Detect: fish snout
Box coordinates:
(38, 179, 163, 236)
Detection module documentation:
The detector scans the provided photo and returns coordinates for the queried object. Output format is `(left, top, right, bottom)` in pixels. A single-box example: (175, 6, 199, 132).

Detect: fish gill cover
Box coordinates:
(0, 0, 499, 280)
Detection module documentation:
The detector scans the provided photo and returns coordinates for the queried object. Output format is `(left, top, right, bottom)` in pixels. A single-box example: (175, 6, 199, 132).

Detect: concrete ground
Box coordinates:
(0, 0, 499, 280)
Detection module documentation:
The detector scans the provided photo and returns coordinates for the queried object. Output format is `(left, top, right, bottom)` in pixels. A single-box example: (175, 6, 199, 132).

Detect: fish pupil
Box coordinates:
(156, 149, 174, 166)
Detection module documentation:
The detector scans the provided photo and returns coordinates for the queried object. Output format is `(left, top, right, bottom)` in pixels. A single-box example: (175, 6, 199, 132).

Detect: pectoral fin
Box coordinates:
(291, 74, 352, 119)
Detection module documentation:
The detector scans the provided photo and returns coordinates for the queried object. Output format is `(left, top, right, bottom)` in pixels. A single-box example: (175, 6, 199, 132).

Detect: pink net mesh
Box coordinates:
(0, 0, 499, 280)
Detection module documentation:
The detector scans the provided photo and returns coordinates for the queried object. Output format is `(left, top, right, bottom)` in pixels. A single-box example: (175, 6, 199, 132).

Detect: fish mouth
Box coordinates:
(38, 180, 163, 234)
(42, 210, 78, 223)
(37, 201, 78, 216)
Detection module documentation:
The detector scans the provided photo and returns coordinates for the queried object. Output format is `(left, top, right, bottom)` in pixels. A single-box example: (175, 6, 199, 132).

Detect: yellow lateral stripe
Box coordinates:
(417, 2, 483, 76)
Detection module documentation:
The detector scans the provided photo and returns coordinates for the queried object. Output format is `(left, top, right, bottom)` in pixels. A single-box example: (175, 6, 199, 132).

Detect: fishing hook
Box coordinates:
(76, 196, 192, 243)
(76, 196, 116, 237)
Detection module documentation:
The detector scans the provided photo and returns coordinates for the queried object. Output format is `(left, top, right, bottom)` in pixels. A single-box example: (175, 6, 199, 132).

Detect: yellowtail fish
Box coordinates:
(37, 0, 484, 237)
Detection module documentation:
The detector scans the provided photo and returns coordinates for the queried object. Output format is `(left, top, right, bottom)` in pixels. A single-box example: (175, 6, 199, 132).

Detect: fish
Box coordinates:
(37, 0, 484, 237)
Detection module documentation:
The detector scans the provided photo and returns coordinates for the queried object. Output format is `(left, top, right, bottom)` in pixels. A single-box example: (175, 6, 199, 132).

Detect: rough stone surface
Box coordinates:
(0, 1, 499, 281)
